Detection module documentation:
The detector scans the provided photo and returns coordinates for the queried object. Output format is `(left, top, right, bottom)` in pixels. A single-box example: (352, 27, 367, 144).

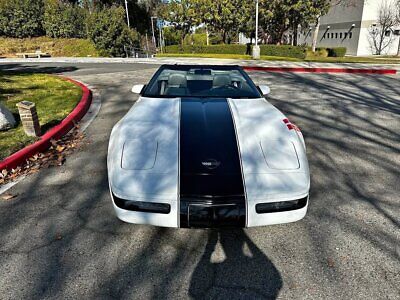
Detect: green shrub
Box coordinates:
(165, 44, 246, 54)
(43, 0, 87, 38)
(163, 27, 181, 46)
(184, 33, 207, 46)
(165, 44, 306, 59)
(0, 0, 44, 38)
(0, 37, 99, 57)
(307, 47, 328, 58)
(86, 7, 139, 57)
(327, 47, 347, 57)
(260, 45, 307, 59)
(316, 47, 329, 57)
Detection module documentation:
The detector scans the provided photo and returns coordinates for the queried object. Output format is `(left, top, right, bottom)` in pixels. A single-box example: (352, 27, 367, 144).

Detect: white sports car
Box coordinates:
(107, 65, 310, 228)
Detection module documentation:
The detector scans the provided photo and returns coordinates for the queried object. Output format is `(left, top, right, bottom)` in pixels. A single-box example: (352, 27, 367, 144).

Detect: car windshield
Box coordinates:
(143, 66, 261, 98)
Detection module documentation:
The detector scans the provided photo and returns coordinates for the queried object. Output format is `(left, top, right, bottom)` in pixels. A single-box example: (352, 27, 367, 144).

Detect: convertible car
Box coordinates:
(107, 65, 310, 228)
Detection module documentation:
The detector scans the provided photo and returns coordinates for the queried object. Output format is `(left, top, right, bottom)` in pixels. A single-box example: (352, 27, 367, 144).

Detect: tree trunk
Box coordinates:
(378, 30, 385, 55)
(293, 25, 298, 46)
(312, 16, 321, 52)
(397, 37, 400, 56)
(181, 32, 186, 47)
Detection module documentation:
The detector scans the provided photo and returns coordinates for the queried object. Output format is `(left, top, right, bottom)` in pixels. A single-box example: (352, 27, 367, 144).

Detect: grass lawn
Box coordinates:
(157, 52, 400, 64)
(0, 73, 82, 160)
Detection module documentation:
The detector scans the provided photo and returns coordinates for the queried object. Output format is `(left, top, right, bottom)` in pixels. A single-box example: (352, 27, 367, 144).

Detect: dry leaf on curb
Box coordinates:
(1, 193, 16, 201)
(0, 126, 85, 186)
(56, 145, 65, 152)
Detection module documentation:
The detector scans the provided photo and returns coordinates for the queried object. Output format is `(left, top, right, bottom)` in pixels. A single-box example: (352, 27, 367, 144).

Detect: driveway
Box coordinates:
(0, 62, 399, 299)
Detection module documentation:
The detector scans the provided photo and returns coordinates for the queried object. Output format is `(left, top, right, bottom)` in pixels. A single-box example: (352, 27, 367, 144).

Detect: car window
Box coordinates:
(143, 67, 261, 98)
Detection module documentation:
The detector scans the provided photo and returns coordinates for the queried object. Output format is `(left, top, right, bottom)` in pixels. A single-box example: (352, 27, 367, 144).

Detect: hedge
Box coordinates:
(164, 44, 307, 59)
(0, 37, 100, 57)
(327, 47, 347, 57)
(308, 47, 347, 57)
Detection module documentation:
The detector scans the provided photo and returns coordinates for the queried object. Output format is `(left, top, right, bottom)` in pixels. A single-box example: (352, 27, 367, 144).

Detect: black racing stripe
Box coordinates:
(179, 98, 245, 228)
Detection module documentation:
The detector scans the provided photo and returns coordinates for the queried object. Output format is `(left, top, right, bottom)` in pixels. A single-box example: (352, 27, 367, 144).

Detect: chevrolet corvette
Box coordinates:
(107, 65, 310, 228)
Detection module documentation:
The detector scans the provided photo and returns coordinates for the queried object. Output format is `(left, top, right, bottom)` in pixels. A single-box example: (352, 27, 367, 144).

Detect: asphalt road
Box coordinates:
(0, 62, 399, 299)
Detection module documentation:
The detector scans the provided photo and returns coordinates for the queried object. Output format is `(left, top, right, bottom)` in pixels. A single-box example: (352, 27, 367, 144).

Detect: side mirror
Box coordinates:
(258, 85, 271, 96)
(132, 84, 145, 94)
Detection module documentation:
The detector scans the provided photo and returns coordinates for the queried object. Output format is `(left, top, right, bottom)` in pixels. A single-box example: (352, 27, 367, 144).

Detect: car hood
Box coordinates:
(108, 97, 309, 202)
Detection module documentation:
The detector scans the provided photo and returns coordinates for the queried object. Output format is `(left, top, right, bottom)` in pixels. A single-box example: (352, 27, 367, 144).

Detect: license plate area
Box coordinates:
(188, 204, 240, 228)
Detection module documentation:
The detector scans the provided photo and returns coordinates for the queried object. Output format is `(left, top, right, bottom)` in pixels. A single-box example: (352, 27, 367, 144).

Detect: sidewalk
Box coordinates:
(1, 56, 399, 70)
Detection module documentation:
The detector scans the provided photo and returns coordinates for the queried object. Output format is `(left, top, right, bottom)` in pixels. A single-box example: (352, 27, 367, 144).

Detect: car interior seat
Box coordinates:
(212, 74, 232, 88)
(165, 73, 188, 96)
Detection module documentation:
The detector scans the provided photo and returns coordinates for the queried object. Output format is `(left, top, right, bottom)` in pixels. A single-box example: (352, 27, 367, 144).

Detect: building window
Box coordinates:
(349, 32, 352, 39)
(335, 32, 338, 38)
(385, 30, 391, 37)
(344, 32, 348, 38)
(394, 30, 400, 35)
(340, 32, 343, 38)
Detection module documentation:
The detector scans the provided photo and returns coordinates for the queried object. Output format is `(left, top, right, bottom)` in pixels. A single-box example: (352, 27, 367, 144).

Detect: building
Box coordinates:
(299, 0, 400, 56)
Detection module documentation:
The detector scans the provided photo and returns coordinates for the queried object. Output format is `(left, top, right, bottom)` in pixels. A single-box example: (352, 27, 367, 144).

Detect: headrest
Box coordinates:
(213, 74, 231, 87)
(168, 73, 187, 87)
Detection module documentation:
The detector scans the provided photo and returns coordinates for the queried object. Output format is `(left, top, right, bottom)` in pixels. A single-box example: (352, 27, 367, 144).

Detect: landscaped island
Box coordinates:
(0, 73, 82, 160)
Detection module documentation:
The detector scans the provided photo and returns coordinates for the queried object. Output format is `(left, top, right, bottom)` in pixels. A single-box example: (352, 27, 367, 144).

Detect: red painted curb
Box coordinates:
(0, 77, 92, 172)
(243, 66, 397, 75)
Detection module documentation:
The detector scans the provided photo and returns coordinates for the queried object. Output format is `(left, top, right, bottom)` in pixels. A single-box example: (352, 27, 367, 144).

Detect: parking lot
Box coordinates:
(0, 63, 399, 299)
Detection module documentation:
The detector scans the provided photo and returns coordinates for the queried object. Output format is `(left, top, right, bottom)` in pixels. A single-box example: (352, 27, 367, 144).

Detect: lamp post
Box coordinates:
(124, 0, 130, 28)
(252, 0, 260, 59)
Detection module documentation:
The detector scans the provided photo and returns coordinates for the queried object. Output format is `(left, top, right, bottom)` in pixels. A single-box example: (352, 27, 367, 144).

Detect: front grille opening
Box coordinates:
(255, 196, 308, 214)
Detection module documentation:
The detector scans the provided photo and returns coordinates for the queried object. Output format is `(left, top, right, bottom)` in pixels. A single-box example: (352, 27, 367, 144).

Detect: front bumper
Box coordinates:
(110, 191, 308, 228)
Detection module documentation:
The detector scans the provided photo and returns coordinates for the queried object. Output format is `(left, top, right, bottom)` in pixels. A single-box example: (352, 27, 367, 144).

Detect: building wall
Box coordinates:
(299, 0, 400, 56)
(358, 0, 400, 55)
(299, 0, 364, 55)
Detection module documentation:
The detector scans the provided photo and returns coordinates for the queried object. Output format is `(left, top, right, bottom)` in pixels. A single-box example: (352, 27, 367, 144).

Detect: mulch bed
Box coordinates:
(0, 126, 86, 186)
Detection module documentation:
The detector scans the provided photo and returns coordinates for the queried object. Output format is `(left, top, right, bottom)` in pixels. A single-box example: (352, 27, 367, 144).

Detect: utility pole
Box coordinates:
(252, 0, 260, 59)
(124, 0, 130, 28)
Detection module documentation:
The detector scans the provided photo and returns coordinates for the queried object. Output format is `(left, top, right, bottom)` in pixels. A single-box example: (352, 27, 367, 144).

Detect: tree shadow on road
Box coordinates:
(189, 229, 282, 299)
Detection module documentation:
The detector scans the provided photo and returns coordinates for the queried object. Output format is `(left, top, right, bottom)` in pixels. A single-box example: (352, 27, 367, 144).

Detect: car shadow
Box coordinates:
(189, 228, 282, 299)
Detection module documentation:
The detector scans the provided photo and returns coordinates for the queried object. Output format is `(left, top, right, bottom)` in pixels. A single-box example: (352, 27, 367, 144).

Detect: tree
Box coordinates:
(157, 0, 200, 46)
(43, 0, 87, 38)
(396, 0, 400, 55)
(309, 0, 358, 52)
(368, 1, 398, 55)
(86, 6, 140, 56)
(0, 0, 45, 38)
(257, 0, 330, 45)
(197, 0, 253, 44)
(308, 0, 331, 52)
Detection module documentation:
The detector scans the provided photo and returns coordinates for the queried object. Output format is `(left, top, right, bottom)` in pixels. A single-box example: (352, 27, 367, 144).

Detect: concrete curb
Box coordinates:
(0, 76, 92, 172)
(243, 66, 397, 74)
